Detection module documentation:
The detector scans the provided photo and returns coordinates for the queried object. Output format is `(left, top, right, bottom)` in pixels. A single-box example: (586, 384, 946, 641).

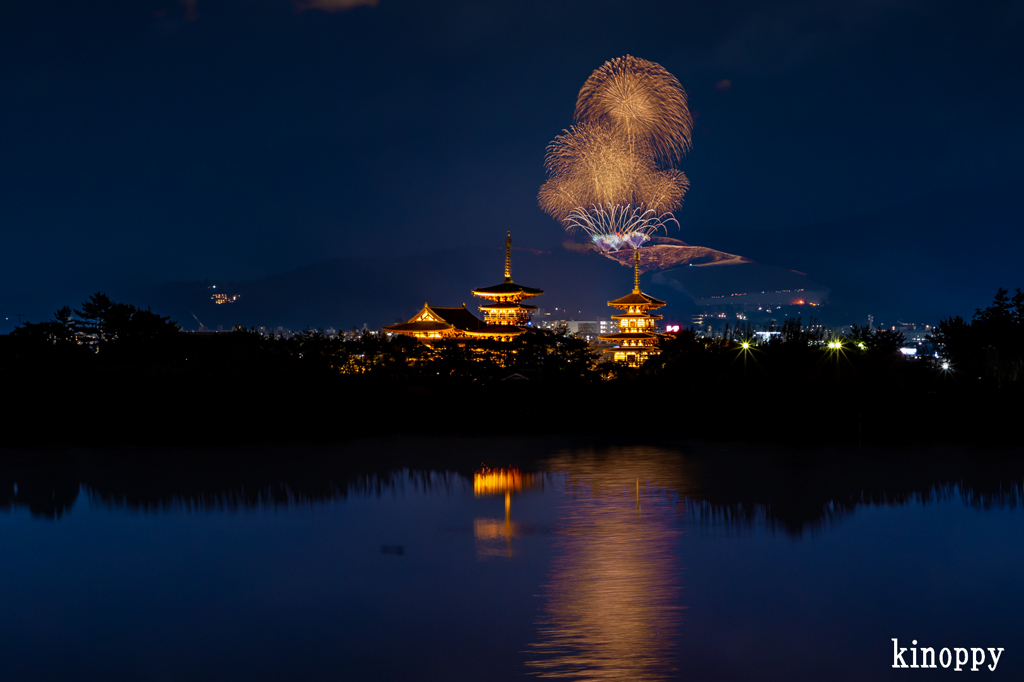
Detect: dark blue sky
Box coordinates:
(3, 0, 1023, 327)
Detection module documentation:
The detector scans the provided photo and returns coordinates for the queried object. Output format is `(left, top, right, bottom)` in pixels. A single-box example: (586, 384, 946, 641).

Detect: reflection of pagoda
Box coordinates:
(471, 233, 543, 331)
(599, 249, 665, 367)
(473, 467, 539, 560)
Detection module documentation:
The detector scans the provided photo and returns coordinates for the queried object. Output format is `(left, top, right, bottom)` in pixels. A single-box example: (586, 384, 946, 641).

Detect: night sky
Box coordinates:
(3, 0, 1023, 330)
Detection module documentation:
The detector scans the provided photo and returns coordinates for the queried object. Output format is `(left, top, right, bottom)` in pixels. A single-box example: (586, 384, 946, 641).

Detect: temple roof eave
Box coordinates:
(466, 325, 527, 337)
(610, 315, 667, 323)
(383, 320, 453, 333)
(607, 291, 667, 308)
(478, 303, 538, 311)
(599, 332, 664, 341)
(472, 283, 544, 296)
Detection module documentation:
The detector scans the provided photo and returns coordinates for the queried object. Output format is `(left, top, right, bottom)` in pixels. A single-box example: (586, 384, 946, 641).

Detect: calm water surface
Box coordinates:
(1, 440, 1022, 681)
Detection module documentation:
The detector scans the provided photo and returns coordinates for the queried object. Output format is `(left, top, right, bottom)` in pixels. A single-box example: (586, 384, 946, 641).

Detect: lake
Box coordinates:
(1, 438, 1022, 680)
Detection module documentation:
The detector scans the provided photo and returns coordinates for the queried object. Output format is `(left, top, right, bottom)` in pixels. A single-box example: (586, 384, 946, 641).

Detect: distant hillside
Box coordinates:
(144, 184, 1024, 331)
(685, 184, 1024, 324)
(145, 246, 628, 331)
(143, 240, 811, 331)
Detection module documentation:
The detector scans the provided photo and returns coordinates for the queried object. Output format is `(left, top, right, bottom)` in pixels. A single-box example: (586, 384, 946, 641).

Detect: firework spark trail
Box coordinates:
(543, 122, 648, 206)
(575, 55, 693, 164)
(538, 55, 692, 245)
(635, 169, 689, 215)
(565, 204, 679, 253)
(538, 122, 687, 224)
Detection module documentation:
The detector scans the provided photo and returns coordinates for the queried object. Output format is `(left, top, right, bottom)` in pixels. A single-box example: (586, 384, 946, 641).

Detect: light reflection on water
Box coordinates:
(527, 449, 686, 680)
(473, 467, 543, 559)
(3, 441, 1024, 681)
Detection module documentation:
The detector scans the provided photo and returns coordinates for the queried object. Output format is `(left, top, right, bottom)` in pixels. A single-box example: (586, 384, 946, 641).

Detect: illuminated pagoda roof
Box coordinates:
(598, 331, 661, 341)
(470, 232, 543, 330)
(471, 232, 544, 300)
(473, 281, 544, 296)
(383, 303, 514, 339)
(608, 250, 666, 309)
(478, 302, 538, 311)
(599, 249, 666, 368)
(385, 233, 544, 342)
(608, 290, 666, 308)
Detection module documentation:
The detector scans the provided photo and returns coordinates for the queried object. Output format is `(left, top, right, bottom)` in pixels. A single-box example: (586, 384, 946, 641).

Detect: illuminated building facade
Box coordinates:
(599, 250, 665, 367)
(471, 233, 544, 330)
(382, 303, 515, 341)
(385, 233, 543, 343)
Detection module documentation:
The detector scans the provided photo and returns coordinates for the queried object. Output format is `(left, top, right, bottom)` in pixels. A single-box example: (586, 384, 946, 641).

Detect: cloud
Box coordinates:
(705, 0, 928, 75)
(293, 0, 379, 12)
(561, 240, 594, 254)
(169, 0, 377, 21)
(181, 0, 198, 21)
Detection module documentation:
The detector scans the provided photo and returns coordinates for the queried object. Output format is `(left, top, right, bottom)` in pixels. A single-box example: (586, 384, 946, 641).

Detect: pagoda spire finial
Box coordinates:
(633, 248, 641, 293)
(504, 231, 512, 282)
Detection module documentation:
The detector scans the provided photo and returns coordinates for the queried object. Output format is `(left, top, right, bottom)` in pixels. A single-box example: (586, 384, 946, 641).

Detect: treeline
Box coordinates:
(2, 290, 1022, 446)
(929, 287, 1024, 386)
(2, 293, 600, 383)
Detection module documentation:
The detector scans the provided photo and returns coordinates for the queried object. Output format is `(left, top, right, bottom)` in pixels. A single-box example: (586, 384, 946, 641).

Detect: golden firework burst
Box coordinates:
(537, 123, 687, 224)
(575, 55, 692, 164)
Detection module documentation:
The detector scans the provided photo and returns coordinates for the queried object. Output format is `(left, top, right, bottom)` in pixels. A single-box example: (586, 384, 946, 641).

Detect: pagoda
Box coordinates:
(470, 233, 544, 332)
(599, 249, 666, 367)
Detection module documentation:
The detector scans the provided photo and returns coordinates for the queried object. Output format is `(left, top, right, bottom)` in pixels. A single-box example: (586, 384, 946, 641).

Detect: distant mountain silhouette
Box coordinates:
(143, 239, 823, 331)
(144, 185, 1021, 330)
(145, 246, 628, 331)
(686, 183, 1024, 324)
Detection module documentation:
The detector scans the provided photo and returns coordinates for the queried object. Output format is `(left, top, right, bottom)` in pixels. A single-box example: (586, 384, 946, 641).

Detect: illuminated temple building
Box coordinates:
(381, 303, 508, 341)
(471, 233, 544, 328)
(383, 233, 543, 342)
(599, 250, 665, 367)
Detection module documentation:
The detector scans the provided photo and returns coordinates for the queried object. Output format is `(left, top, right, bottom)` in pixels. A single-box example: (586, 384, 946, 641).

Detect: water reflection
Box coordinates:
(2, 441, 1023, 536)
(2, 440, 1024, 681)
(527, 448, 685, 680)
(0, 453, 80, 519)
(473, 467, 540, 559)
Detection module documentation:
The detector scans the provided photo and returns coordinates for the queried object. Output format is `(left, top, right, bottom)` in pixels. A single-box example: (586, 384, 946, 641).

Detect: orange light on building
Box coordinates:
(384, 233, 543, 344)
(599, 249, 666, 367)
(471, 232, 544, 329)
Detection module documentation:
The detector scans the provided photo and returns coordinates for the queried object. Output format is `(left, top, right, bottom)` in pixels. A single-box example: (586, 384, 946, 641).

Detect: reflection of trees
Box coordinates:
(81, 452, 463, 512)
(672, 444, 1024, 535)
(0, 455, 79, 519)
(1, 441, 1022, 533)
(526, 452, 684, 680)
(543, 443, 1024, 535)
(0, 446, 478, 518)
